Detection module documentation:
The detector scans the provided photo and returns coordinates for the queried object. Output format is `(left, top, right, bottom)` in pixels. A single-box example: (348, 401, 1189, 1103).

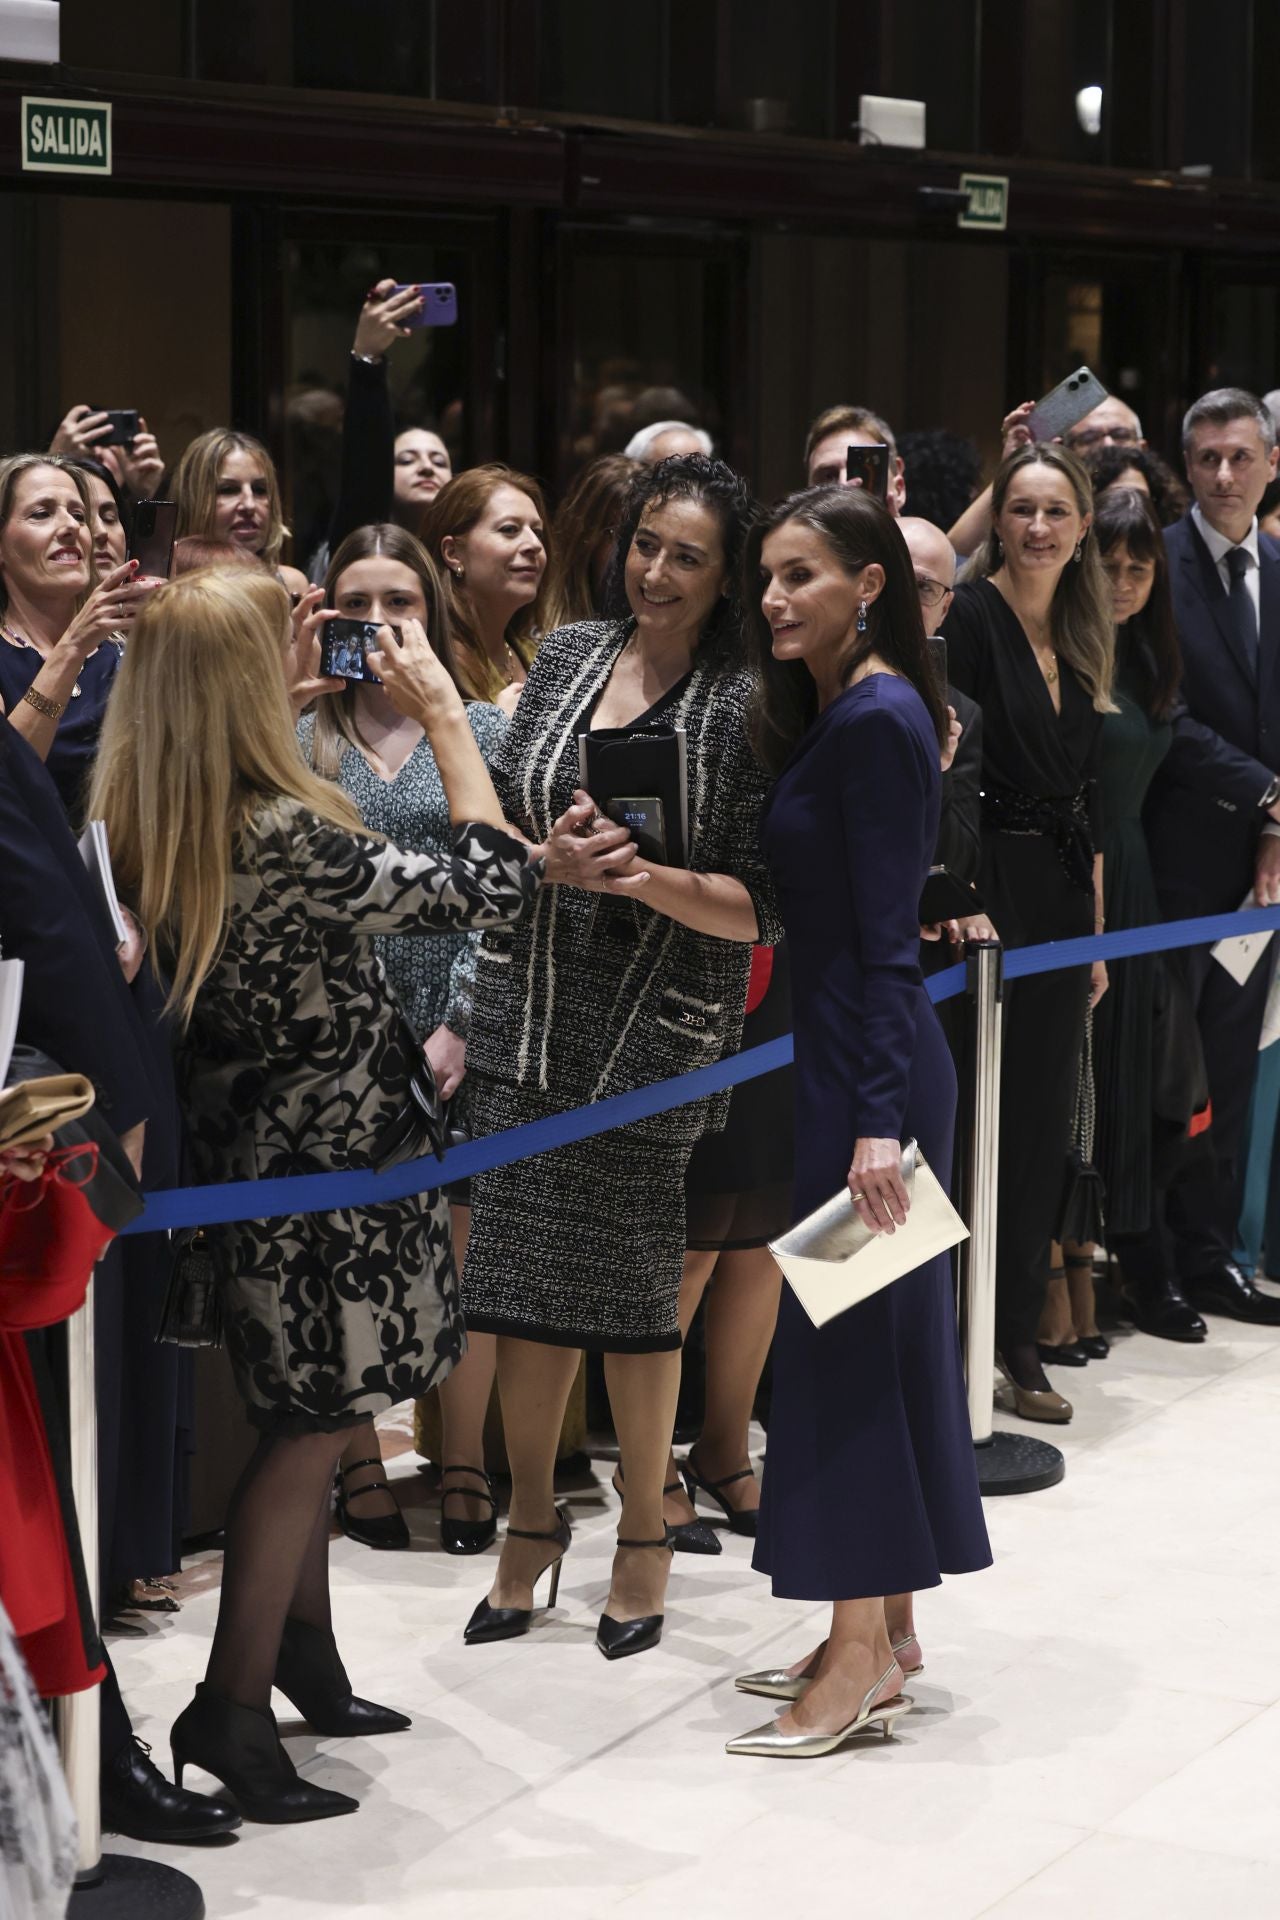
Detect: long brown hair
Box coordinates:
(172, 429, 290, 570)
(419, 463, 549, 701)
(542, 454, 636, 631)
(87, 568, 364, 1024)
(1094, 488, 1181, 720)
(745, 486, 948, 775)
(969, 444, 1116, 713)
(306, 523, 453, 780)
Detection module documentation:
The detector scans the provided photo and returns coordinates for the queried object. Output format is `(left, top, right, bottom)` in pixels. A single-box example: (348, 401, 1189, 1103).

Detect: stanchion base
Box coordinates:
(975, 1430, 1065, 1495)
(69, 1854, 204, 1920)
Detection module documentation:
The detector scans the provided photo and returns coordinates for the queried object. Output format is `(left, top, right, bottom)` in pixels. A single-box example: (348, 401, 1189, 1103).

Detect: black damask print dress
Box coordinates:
(174, 800, 540, 1433)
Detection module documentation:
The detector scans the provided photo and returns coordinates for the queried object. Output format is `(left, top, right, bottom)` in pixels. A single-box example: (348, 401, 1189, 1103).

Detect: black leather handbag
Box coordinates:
(368, 1025, 448, 1173)
(156, 1227, 223, 1349)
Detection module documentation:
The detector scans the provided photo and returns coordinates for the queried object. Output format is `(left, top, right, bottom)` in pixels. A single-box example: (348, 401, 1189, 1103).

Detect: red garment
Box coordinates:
(745, 945, 774, 1017)
(0, 1163, 109, 1696)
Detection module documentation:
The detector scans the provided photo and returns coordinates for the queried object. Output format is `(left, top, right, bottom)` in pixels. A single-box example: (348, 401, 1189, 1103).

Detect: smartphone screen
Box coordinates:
(606, 795, 666, 865)
(844, 443, 890, 501)
(390, 282, 458, 328)
(127, 499, 177, 579)
(320, 617, 398, 685)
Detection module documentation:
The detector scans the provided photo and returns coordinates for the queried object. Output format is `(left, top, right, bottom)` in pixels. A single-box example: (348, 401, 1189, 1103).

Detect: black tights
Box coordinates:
(204, 1427, 348, 1712)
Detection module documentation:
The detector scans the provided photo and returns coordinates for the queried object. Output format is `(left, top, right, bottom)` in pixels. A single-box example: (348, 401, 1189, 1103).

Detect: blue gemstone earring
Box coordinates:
(857, 598, 868, 634)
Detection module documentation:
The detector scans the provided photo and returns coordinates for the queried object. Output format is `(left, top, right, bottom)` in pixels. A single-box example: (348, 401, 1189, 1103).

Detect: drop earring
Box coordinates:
(452, 565, 465, 581)
(857, 599, 868, 635)
(1073, 540, 1084, 564)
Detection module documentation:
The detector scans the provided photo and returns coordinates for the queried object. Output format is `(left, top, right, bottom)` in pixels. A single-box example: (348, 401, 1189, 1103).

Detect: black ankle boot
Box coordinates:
(274, 1617, 411, 1736)
(170, 1684, 358, 1824)
(101, 1735, 242, 1844)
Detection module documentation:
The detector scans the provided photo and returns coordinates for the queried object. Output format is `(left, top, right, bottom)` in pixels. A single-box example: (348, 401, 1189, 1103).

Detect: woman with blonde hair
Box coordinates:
(172, 427, 310, 600)
(945, 442, 1115, 1424)
(419, 463, 548, 710)
(542, 454, 636, 632)
(300, 522, 509, 1556)
(89, 566, 541, 1823)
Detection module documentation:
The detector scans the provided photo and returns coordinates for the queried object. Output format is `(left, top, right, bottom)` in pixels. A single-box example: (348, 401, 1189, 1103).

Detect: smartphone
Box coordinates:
(1026, 367, 1109, 444)
(320, 617, 399, 685)
(844, 443, 890, 501)
(127, 499, 177, 579)
(91, 408, 140, 448)
(927, 634, 948, 695)
(390, 282, 458, 328)
(606, 795, 666, 865)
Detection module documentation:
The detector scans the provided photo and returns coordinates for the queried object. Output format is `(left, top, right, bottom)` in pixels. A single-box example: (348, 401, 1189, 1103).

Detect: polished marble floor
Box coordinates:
(111, 1305, 1280, 1919)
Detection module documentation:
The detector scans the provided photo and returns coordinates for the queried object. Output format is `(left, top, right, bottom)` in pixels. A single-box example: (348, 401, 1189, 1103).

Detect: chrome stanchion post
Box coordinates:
(55, 1267, 204, 1918)
(959, 941, 1065, 1496)
(54, 1273, 103, 1879)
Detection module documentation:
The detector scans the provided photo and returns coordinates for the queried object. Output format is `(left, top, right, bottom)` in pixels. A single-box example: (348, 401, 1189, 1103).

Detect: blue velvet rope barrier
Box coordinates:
(118, 903, 1280, 1237)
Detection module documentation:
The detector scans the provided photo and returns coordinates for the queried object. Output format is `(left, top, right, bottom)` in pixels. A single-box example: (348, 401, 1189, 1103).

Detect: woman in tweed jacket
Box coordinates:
(461, 455, 782, 1661)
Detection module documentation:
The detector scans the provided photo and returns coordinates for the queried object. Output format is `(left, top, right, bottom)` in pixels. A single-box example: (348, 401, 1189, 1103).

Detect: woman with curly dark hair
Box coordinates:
(1083, 443, 1189, 527)
(458, 454, 782, 1661)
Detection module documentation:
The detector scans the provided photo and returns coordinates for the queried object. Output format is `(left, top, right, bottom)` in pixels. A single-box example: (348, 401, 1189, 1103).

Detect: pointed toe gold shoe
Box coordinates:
(726, 1661, 912, 1757)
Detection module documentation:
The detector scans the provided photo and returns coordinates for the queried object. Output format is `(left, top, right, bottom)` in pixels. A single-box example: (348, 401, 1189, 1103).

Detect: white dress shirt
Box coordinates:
(1191, 503, 1262, 629)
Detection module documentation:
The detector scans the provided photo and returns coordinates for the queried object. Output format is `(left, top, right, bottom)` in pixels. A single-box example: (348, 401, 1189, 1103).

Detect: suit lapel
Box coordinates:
(1181, 519, 1257, 690)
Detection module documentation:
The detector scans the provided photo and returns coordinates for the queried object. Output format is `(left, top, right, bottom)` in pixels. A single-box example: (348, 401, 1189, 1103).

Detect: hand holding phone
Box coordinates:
(127, 499, 177, 580)
(844, 444, 890, 501)
(89, 408, 141, 448)
(390, 282, 458, 328)
(320, 617, 392, 684)
(1026, 368, 1109, 445)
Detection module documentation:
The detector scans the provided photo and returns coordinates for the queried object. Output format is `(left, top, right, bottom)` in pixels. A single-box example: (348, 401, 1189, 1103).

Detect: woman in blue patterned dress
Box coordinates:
(300, 523, 508, 1552)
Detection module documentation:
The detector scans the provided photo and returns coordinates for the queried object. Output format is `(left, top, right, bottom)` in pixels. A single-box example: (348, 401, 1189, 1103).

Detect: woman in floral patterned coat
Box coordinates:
(90, 567, 540, 1824)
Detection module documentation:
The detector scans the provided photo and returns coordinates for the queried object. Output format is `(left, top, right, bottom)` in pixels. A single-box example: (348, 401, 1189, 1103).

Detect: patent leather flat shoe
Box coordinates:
(995, 1355, 1072, 1424)
(680, 1452, 759, 1537)
(171, 1685, 357, 1823)
(1036, 1340, 1089, 1368)
(334, 1455, 410, 1551)
(1076, 1332, 1111, 1359)
(1123, 1276, 1207, 1343)
(101, 1735, 242, 1844)
(727, 1660, 912, 1757)
(596, 1530, 674, 1660)
(440, 1463, 499, 1556)
(274, 1616, 410, 1736)
(1187, 1261, 1280, 1327)
(464, 1508, 571, 1645)
(613, 1466, 720, 1557)
(736, 1632, 923, 1702)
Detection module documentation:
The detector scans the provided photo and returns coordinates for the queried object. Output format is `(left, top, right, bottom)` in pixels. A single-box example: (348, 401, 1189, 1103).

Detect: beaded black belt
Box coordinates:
(982, 785, 1095, 892)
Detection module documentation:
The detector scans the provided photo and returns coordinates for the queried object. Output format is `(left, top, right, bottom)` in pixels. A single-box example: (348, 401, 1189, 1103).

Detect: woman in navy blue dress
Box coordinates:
(729, 486, 990, 1759)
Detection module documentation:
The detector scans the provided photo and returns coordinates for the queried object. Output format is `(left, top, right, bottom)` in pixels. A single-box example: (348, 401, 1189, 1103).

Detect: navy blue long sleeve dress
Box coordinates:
(752, 674, 991, 1601)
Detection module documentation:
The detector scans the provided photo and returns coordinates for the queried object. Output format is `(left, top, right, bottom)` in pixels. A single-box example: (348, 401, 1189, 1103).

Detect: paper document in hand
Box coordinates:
(0, 957, 24, 1087)
(77, 819, 130, 947)
(1211, 891, 1273, 987)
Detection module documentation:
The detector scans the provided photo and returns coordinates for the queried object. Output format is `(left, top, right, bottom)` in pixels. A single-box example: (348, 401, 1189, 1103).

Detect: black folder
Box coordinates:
(579, 726, 689, 868)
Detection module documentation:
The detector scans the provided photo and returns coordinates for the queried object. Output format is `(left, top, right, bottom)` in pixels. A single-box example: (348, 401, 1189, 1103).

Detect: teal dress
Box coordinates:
(1092, 638, 1172, 1235)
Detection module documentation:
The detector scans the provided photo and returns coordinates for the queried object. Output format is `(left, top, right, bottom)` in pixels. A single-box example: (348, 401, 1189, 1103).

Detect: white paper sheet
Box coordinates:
(77, 819, 130, 947)
(1211, 891, 1274, 987)
(0, 957, 23, 1087)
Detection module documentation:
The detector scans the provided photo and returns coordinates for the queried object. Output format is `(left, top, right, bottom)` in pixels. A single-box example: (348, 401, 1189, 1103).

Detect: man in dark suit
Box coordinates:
(1132, 388, 1280, 1329)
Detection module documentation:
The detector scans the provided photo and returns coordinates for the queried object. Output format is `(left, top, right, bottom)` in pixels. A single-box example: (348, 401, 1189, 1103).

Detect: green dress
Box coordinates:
(1092, 637, 1172, 1235)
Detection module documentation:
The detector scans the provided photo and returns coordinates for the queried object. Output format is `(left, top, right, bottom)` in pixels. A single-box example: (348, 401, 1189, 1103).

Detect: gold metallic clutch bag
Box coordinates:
(768, 1140, 969, 1328)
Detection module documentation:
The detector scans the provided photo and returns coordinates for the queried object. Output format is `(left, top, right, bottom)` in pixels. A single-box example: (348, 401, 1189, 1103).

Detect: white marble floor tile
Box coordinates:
(107, 1319, 1280, 1919)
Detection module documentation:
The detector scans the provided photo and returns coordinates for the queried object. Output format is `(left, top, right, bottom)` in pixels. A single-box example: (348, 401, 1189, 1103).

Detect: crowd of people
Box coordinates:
(4, 267, 1280, 1899)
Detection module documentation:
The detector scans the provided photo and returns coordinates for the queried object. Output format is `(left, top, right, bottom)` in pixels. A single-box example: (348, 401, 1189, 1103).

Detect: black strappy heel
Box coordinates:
(611, 1465, 720, 1557)
(334, 1455, 410, 1551)
(596, 1531, 675, 1660)
(463, 1507, 572, 1645)
(440, 1463, 499, 1556)
(680, 1451, 760, 1538)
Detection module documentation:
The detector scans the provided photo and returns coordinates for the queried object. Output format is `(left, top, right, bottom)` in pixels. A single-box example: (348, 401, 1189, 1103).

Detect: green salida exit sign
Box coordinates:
(22, 97, 112, 176)
(957, 172, 1008, 232)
